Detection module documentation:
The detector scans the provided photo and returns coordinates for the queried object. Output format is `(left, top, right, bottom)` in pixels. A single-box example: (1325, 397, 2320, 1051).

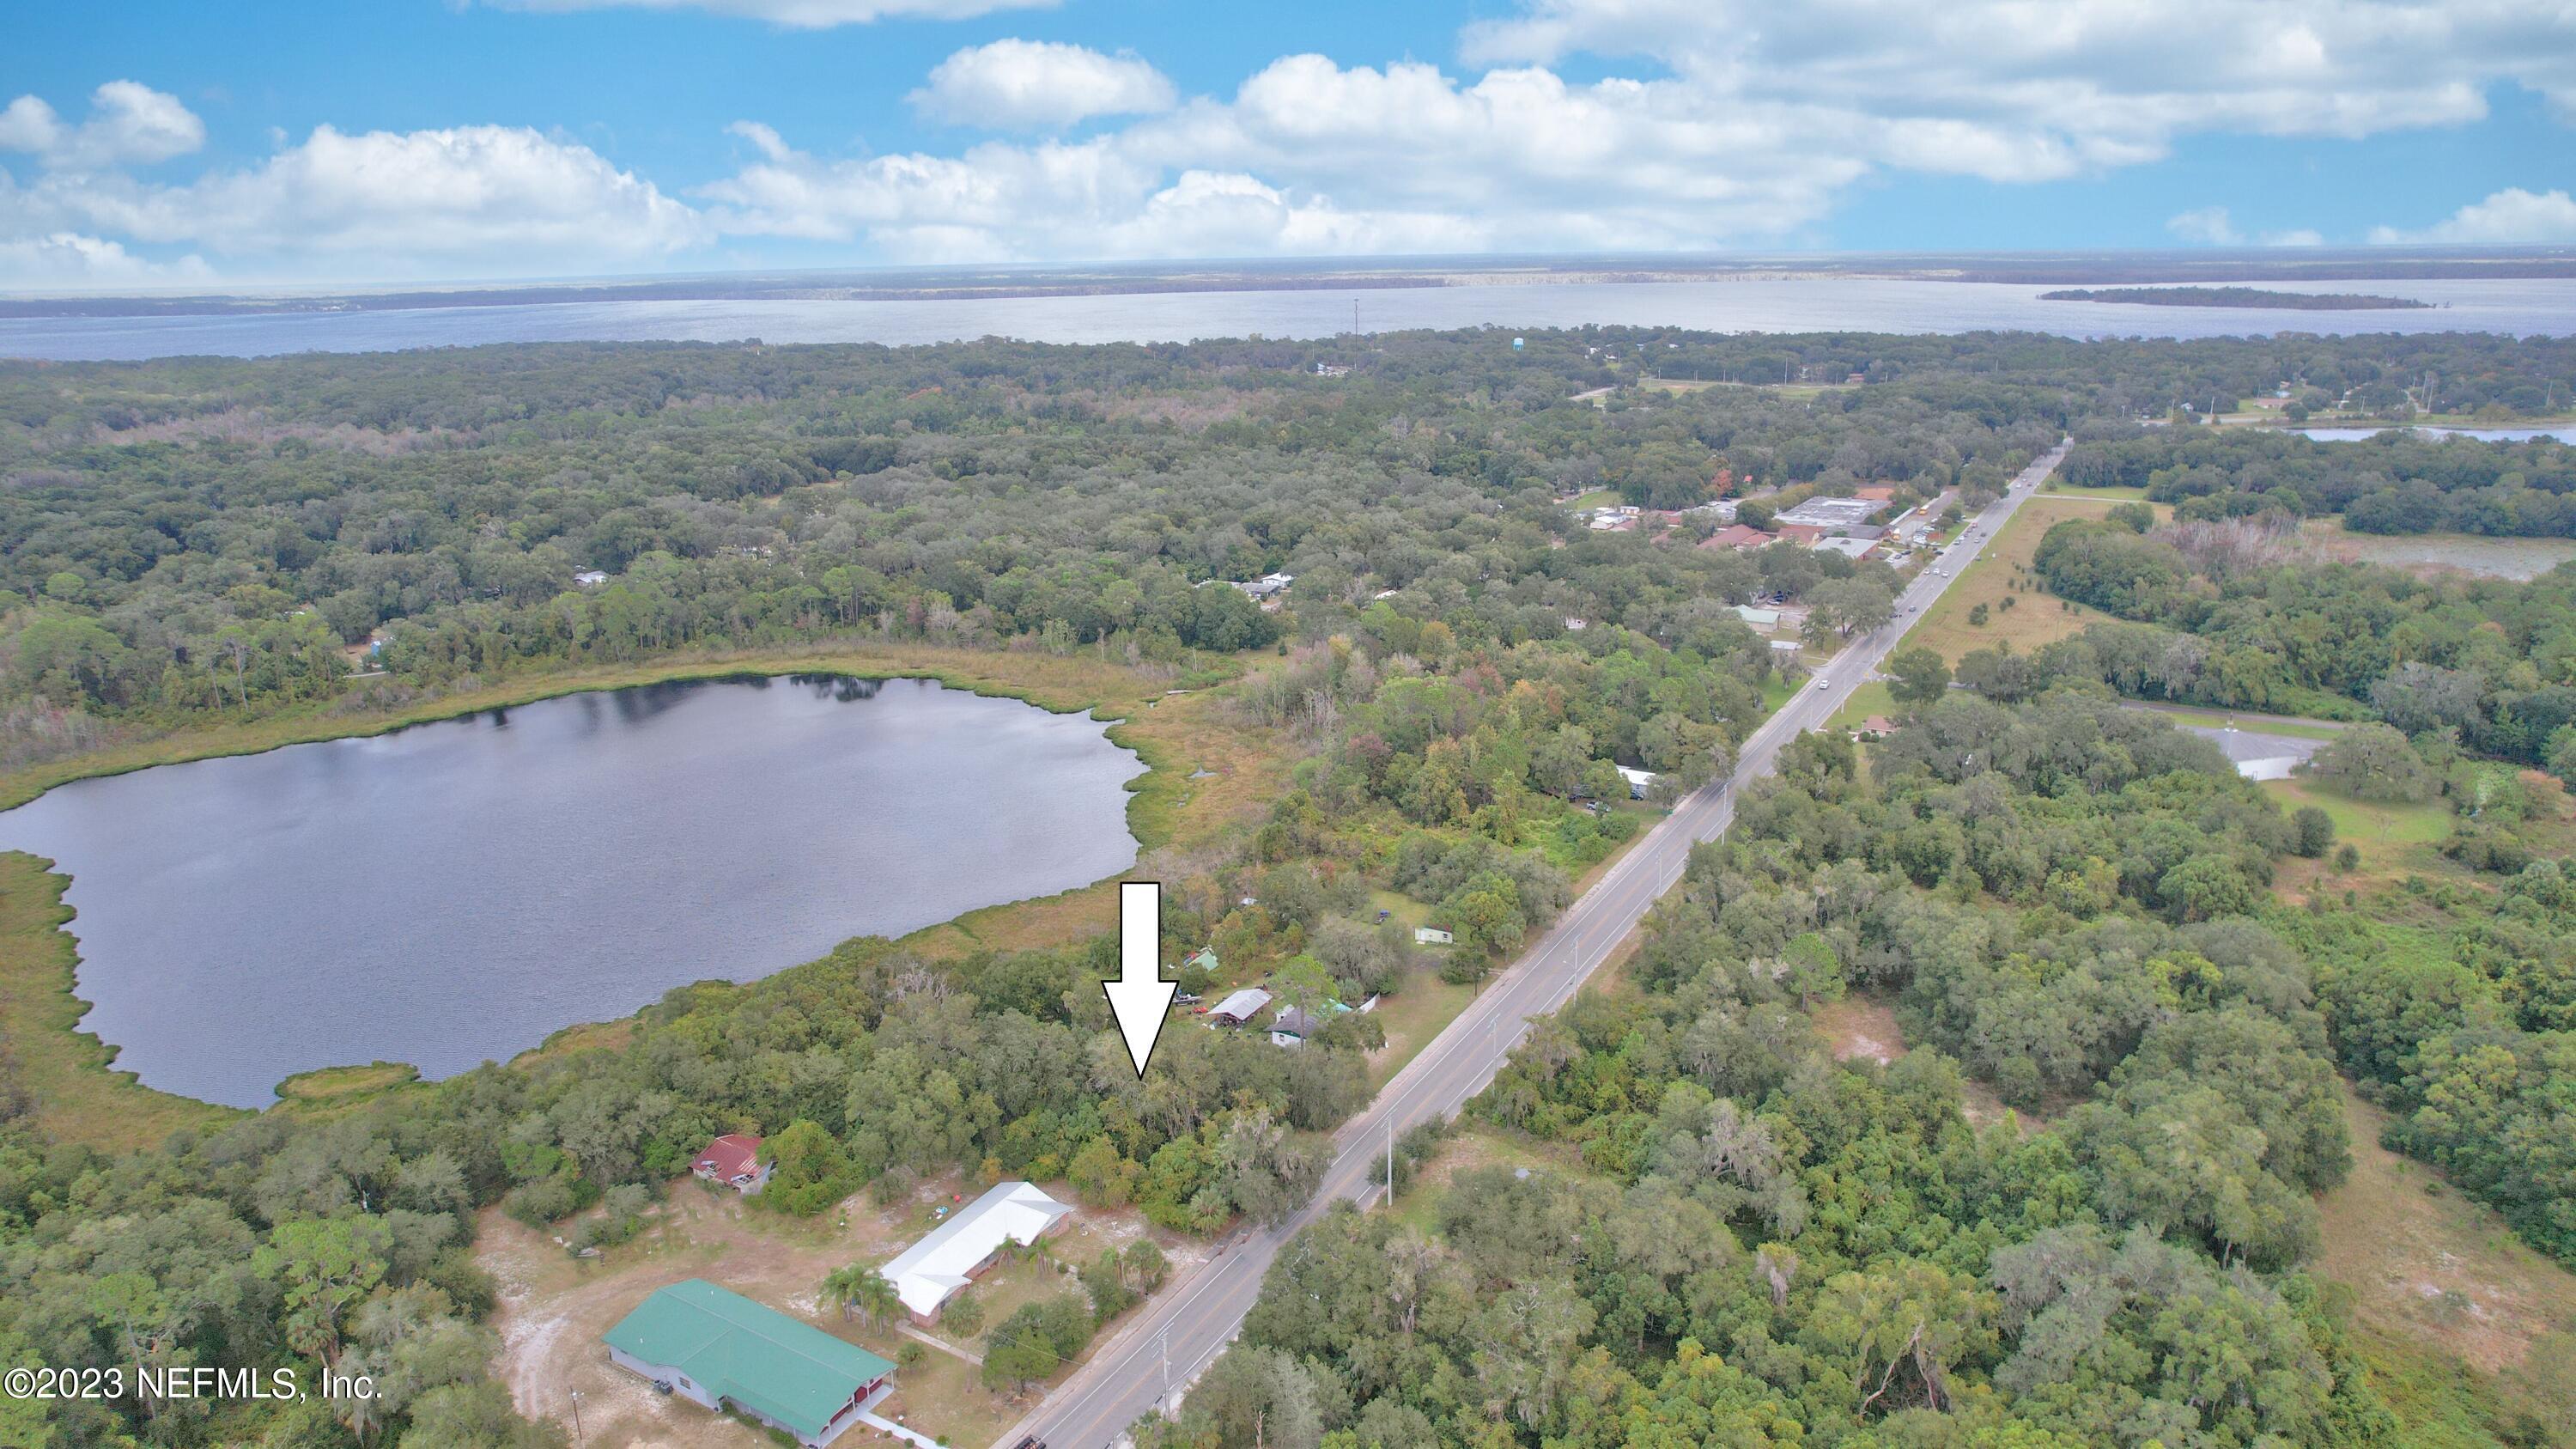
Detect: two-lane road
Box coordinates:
(999, 441, 2069, 1448)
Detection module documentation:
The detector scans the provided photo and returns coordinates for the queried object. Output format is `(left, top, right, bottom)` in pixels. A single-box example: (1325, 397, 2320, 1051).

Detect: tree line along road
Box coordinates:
(997, 441, 2072, 1449)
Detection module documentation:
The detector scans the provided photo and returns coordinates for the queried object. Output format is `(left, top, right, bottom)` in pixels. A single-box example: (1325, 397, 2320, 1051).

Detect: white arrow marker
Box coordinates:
(1103, 880, 1177, 1078)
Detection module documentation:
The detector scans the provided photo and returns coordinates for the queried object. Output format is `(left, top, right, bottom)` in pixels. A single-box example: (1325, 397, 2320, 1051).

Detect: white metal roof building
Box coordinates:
(1207, 987, 1273, 1024)
(879, 1181, 1074, 1321)
(1773, 496, 1880, 531)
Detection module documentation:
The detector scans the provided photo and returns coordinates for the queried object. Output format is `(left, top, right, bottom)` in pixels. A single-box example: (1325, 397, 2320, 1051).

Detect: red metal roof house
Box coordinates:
(1699, 524, 1773, 551)
(692, 1134, 772, 1195)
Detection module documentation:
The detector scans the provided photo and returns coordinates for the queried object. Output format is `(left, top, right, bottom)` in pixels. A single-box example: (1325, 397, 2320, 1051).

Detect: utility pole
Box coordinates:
(1386, 1120, 1395, 1205)
(1352, 297, 1359, 338)
(1160, 1324, 1171, 1409)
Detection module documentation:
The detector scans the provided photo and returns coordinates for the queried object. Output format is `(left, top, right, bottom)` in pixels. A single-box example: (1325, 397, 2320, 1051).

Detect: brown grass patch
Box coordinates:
(1805, 990, 2020, 1128)
(1811, 993, 1905, 1065)
(2316, 1085, 2576, 1378)
(1390, 1125, 1607, 1236)
(1899, 496, 2160, 666)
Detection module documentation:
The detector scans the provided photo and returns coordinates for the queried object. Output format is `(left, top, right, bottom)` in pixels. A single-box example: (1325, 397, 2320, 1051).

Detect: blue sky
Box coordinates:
(3, 0, 2573, 288)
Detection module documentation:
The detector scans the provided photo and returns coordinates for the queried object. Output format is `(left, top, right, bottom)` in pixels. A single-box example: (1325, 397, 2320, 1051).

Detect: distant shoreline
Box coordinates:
(2041, 286, 2437, 311)
(9, 252, 2573, 320)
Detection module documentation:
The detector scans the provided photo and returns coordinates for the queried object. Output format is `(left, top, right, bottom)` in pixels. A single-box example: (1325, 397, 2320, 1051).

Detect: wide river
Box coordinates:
(0, 675, 1143, 1107)
(4, 277, 2573, 360)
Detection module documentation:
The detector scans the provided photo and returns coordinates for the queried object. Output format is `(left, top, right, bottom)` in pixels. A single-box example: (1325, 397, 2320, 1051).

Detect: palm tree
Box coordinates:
(821, 1264, 899, 1330)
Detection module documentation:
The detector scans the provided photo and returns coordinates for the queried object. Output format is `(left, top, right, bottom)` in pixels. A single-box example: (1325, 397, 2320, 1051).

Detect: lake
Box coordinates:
(6, 276, 2575, 361)
(0, 675, 1144, 1107)
(2297, 426, 2567, 442)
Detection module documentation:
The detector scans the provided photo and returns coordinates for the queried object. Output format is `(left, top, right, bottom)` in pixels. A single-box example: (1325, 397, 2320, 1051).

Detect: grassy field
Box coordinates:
(2260, 775, 2456, 904)
(2263, 776, 2451, 850)
(2316, 1085, 2576, 1441)
(0, 641, 1289, 1149)
(1638, 378, 1853, 399)
(2318, 1087, 2576, 1378)
(1364, 975, 1476, 1089)
(2038, 480, 2154, 501)
(1898, 496, 2154, 664)
(2303, 523, 2576, 583)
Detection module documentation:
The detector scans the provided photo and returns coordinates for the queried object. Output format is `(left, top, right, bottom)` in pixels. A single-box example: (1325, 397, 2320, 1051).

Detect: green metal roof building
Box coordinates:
(603, 1279, 896, 1448)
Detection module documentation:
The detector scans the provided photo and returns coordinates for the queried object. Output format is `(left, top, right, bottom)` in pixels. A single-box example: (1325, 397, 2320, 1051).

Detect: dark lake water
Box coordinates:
(2297, 425, 2566, 442)
(5, 277, 2573, 361)
(0, 675, 1143, 1107)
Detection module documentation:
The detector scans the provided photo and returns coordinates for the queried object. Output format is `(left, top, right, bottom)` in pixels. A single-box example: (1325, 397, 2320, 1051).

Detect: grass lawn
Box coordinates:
(2262, 776, 2450, 855)
(1826, 680, 1899, 733)
(1565, 489, 1621, 510)
(1365, 974, 1476, 1089)
(867, 1339, 1016, 1447)
(1368, 889, 1431, 929)
(1900, 496, 2163, 664)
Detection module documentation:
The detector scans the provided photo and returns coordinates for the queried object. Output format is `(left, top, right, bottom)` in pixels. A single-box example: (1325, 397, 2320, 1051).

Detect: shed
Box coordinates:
(1413, 927, 1454, 946)
(880, 1181, 1073, 1323)
(603, 1280, 893, 1448)
(1732, 605, 1781, 629)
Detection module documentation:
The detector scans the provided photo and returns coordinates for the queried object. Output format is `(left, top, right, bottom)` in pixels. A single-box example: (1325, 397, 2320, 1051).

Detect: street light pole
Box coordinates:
(569, 1391, 585, 1446)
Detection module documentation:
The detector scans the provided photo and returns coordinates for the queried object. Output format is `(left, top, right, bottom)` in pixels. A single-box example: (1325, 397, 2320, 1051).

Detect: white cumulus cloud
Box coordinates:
(2370, 186, 2576, 244)
(0, 233, 211, 290)
(0, 81, 205, 170)
(9, 2, 2576, 285)
(910, 40, 1176, 129)
(2167, 206, 2245, 245)
(2166, 207, 2325, 247)
(4, 124, 705, 281)
(1464, 0, 2576, 176)
(707, 54, 1876, 261)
